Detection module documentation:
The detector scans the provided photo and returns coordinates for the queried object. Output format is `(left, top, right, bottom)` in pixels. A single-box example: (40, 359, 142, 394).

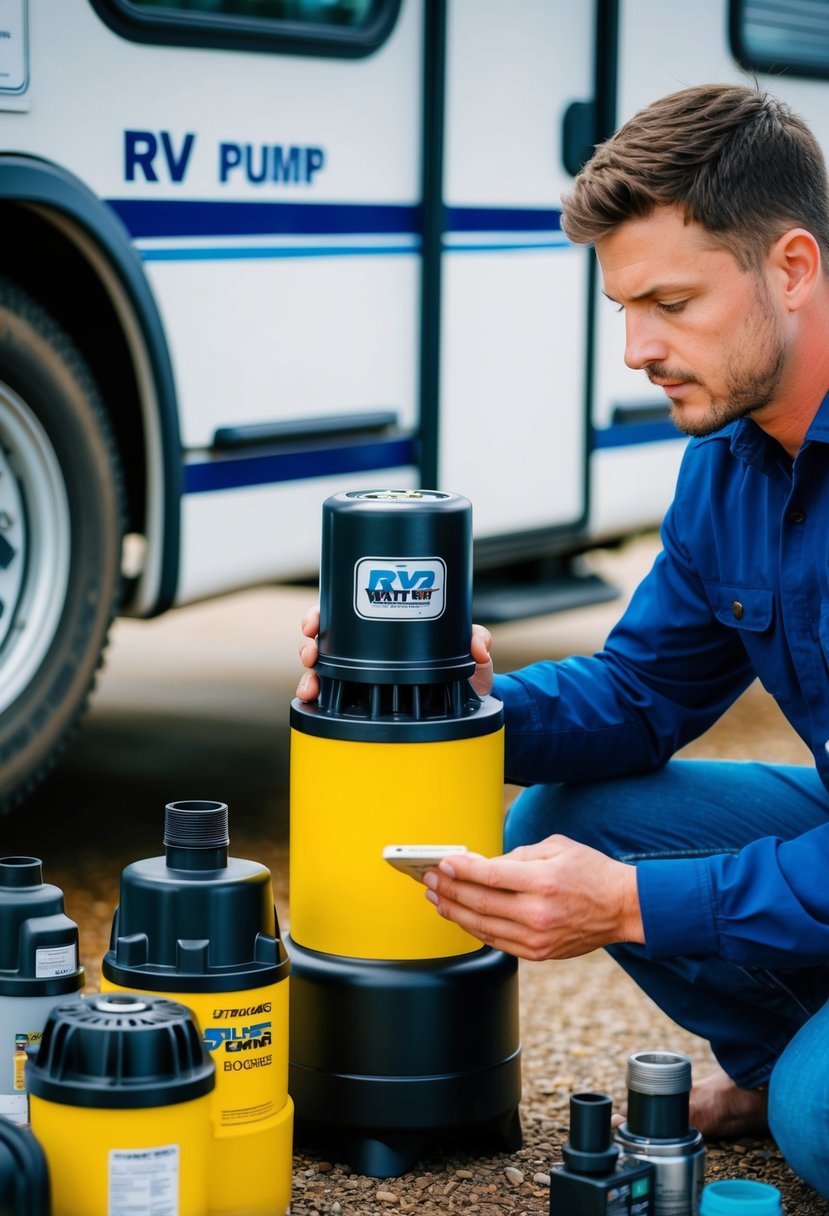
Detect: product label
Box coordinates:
(0, 1092, 28, 1124)
(353, 556, 446, 620)
(109, 1145, 178, 1216)
(35, 942, 77, 978)
(12, 1032, 27, 1091)
(606, 1182, 632, 1214)
(0, 0, 27, 95)
(202, 999, 277, 1128)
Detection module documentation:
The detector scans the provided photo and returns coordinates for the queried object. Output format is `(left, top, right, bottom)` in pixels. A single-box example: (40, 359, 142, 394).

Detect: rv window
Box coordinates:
(90, 0, 402, 56)
(730, 0, 829, 80)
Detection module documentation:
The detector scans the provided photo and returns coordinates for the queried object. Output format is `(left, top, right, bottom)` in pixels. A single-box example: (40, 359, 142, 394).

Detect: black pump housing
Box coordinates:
(102, 801, 289, 994)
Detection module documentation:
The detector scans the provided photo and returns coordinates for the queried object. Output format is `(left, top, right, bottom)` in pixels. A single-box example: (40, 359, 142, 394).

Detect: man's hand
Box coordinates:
(422, 835, 644, 961)
(296, 605, 322, 701)
(296, 611, 496, 701)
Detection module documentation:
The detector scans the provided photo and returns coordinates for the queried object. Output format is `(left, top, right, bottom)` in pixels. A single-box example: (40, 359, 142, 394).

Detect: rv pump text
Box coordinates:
(124, 130, 326, 186)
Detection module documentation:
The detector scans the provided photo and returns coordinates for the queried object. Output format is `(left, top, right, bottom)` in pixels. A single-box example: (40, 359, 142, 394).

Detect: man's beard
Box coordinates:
(648, 300, 786, 439)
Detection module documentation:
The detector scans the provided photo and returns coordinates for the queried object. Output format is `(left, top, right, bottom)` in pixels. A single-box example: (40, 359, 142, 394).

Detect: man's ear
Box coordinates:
(768, 228, 821, 311)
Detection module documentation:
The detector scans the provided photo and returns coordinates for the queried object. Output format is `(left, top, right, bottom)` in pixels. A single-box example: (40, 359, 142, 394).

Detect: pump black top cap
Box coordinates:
(315, 489, 476, 684)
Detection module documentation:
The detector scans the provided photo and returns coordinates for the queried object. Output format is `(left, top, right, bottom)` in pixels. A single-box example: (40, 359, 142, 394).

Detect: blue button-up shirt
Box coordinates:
(493, 392, 829, 968)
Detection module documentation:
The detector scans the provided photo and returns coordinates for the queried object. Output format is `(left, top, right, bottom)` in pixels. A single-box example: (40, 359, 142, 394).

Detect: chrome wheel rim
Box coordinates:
(0, 381, 71, 711)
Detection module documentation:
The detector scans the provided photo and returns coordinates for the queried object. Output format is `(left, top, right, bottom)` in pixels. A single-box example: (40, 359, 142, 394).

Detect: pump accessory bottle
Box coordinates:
(27, 993, 214, 1216)
(0, 856, 84, 1125)
(699, 1180, 782, 1215)
(101, 799, 293, 1216)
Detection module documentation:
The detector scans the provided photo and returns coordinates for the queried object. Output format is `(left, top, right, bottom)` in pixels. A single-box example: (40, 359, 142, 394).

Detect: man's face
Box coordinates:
(596, 206, 787, 438)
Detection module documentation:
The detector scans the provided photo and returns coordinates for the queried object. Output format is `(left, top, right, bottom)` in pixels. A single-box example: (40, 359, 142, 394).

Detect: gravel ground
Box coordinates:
(29, 537, 829, 1215)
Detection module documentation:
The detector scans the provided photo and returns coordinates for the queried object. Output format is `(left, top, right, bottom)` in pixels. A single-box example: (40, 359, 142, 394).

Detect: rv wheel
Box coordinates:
(0, 278, 123, 811)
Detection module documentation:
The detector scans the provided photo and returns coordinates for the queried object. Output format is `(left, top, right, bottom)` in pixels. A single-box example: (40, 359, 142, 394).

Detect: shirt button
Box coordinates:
(732, 601, 744, 620)
(789, 509, 805, 523)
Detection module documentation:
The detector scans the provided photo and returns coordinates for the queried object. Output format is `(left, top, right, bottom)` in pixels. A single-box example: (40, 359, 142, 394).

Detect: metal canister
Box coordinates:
(614, 1051, 705, 1216)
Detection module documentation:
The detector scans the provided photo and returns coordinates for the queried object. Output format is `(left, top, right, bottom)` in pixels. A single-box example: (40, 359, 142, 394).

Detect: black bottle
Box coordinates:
(550, 1091, 655, 1215)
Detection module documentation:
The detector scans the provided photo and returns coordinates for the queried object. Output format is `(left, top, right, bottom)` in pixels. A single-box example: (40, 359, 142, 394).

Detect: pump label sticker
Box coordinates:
(0, 1093, 27, 1123)
(109, 1145, 178, 1216)
(354, 557, 446, 620)
(35, 943, 77, 978)
(202, 1000, 278, 1126)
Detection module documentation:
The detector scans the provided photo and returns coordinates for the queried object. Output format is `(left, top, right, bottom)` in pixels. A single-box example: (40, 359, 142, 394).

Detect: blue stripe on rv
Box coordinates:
(181, 424, 681, 496)
(184, 436, 418, 494)
(106, 198, 423, 238)
(105, 199, 566, 240)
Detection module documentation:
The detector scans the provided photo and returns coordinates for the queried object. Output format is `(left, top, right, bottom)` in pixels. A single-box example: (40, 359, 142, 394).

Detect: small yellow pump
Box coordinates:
(101, 800, 292, 1216)
(28, 993, 214, 1216)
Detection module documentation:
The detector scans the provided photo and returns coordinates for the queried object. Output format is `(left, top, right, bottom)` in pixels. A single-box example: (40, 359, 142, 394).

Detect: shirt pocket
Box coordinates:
(705, 583, 774, 633)
(703, 582, 781, 699)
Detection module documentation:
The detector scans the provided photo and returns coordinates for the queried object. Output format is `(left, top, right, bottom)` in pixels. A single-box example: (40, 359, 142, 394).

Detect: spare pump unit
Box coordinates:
(101, 800, 293, 1216)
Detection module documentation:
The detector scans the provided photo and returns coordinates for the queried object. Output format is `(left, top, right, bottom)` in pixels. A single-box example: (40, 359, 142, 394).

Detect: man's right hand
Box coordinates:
(295, 612, 495, 701)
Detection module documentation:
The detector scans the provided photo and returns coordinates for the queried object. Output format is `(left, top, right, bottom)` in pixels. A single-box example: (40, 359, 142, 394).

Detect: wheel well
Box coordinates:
(0, 200, 146, 539)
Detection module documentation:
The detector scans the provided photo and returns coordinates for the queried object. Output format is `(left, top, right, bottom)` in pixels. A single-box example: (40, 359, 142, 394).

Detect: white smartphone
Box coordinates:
(382, 844, 468, 881)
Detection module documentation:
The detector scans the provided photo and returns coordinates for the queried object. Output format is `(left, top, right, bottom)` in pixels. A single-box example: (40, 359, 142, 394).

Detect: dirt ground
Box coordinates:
(13, 535, 829, 1214)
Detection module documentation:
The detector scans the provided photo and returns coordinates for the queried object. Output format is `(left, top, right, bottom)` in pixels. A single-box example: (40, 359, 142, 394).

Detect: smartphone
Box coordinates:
(382, 844, 468, 881)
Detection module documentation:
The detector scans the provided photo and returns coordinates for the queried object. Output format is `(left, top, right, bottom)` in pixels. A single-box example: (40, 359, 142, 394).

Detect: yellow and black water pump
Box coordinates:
(101, 800, 293, 1216)
(288, 488, 522, 1177)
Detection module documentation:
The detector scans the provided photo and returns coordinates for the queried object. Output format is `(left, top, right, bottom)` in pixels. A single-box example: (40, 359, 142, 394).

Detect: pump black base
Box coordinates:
(287, 938, 523, 1177)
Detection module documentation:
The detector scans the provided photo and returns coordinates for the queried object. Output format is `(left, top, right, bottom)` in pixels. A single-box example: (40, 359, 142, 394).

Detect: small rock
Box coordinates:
(533, 1172, 551, 1187)
(413, 1176, 432, 1189)
(376, 1189, 399, 1203)
(505, 1166, 525, 1186)
(331, 1205, 342, 1215)
(455, 1168, 474, 1179)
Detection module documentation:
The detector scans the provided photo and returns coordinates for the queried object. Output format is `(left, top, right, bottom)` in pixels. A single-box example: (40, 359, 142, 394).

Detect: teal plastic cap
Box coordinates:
(700, 1180, 782, 1215)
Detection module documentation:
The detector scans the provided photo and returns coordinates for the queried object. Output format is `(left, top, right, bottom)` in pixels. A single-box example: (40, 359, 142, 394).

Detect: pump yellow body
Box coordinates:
(30, 1093, 212, 1216)
(290, 728, 504, 958)
(101, 978, 292, 1216)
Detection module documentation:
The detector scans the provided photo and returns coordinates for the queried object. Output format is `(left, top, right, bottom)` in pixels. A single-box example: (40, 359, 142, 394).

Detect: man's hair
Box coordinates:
(561, 83, 829, 270)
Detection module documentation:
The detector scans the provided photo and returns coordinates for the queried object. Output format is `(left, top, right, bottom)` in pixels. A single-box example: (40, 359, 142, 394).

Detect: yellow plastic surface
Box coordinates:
(30, 1092, 212, 1216)
(290, 727, 504, 958)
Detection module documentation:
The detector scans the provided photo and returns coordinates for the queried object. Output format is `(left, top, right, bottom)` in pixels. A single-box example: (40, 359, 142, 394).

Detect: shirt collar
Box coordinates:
(804, 388, 829, 442)
(729, 388, 829, 471)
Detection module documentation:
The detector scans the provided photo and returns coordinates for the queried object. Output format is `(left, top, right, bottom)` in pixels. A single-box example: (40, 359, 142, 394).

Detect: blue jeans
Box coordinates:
(504, 759, 829, 1198)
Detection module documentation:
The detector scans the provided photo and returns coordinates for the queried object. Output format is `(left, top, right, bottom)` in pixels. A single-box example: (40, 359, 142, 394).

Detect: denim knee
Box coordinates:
(505, 783, 560, 852)
(504, 782, 608, 853)
(768, 1006, 829, 1200)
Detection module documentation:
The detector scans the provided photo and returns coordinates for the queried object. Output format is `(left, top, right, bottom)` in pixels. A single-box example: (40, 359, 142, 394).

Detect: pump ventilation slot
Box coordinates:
(317, 678, 482, 723)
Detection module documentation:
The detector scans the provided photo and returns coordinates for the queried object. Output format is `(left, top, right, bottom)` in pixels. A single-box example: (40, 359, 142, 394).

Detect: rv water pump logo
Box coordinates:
(354, 557, 446, 621)
(203, 1021, 273, 1052)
